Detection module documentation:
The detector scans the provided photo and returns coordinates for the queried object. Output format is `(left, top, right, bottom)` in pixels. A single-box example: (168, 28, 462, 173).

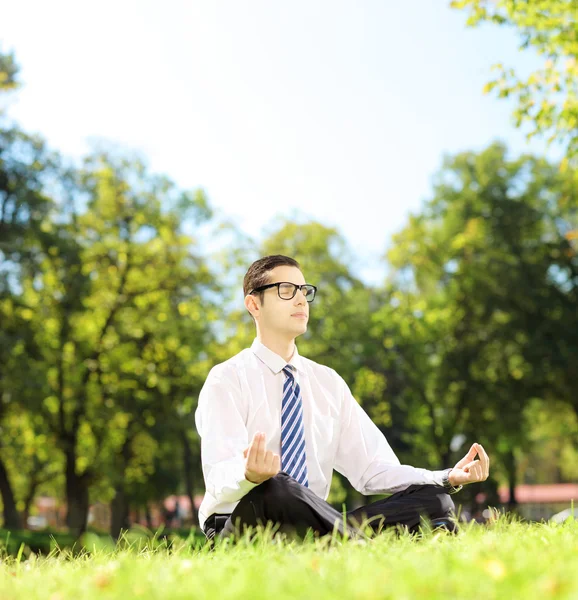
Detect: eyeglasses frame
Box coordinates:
(249, 282, 318, 303)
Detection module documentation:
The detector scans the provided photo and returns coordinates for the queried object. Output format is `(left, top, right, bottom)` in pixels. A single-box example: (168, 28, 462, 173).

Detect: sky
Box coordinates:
(1, 1, 548, 283)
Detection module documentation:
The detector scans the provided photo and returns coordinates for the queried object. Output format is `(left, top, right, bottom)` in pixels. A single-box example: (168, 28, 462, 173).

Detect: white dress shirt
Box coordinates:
(194, 338, 447, 530)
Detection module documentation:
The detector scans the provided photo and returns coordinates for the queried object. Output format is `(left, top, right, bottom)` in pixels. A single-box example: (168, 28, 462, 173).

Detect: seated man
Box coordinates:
(195, 255, 490, 540)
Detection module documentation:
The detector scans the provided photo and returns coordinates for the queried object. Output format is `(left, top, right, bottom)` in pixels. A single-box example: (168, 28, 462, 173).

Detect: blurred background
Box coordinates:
(1, 0, 577, 548)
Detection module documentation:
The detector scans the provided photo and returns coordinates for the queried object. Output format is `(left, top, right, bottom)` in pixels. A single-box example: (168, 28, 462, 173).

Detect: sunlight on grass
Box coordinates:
(1, 514, 577, 599)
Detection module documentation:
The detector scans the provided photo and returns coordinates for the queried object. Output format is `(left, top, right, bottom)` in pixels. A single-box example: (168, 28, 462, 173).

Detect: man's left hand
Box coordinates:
(448, 443, 490, 487)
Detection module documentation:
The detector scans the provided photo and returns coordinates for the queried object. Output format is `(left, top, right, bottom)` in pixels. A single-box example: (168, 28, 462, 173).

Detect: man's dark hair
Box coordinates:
(243, 255, 301, 302)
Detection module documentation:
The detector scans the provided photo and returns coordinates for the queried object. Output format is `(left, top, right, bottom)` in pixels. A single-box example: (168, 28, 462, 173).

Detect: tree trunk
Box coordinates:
(110, 430, 133, 538)
(110, 486, 131, 539)
(441, 448, 452, 469)
(145, 504, 153, 529)
(505, 448, 518, 512)
(22, 476, 41, 530)
(181, 430, 199, 526)
(0, 454, 22, 530)
(22, 456, 47, 529)
(65, 450, 89, 536)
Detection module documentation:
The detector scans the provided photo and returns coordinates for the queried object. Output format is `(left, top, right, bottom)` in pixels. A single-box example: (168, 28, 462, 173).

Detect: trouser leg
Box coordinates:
(219, 472, 359, 539)
(346, 484, 457, 534)
(204, 479, 456, 542)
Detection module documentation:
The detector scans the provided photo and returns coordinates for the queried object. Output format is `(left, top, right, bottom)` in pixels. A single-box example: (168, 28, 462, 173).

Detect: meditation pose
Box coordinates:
(195, 255, 490, 540)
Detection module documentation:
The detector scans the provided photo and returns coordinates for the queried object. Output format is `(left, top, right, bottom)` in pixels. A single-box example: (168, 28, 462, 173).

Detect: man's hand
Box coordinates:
(448, 443, 490, 487)
(243, 431, 281, 484)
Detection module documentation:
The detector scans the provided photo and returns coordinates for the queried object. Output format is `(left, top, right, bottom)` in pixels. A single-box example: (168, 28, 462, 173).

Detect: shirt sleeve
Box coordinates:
(194, 366, 260, 504)
(333, 375, 447, 495)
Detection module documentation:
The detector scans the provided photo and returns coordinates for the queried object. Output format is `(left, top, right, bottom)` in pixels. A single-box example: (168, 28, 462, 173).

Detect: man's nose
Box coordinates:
(294, 288, 307, 304)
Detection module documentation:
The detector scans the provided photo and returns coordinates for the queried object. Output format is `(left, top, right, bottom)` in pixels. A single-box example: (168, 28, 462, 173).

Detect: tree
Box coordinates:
(0, 50, 62, 529)
(9, 149, 213, 535)
(377, 142, 578, 503)
(451, 0, 578, 165)
(0, 48, 218, 535)
(102, 268, 216, 536)
(520, 398, 578, 485)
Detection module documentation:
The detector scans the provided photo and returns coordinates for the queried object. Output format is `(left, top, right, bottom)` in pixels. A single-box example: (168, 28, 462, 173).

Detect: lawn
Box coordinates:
(1, 516, 577, 599)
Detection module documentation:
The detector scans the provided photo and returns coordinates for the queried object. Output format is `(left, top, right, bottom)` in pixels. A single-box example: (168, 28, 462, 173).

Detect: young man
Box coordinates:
(195, 255, 490, 540)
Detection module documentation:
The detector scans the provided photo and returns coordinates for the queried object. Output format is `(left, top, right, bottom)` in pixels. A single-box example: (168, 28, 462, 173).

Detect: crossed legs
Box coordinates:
(210, 472, 457, 540)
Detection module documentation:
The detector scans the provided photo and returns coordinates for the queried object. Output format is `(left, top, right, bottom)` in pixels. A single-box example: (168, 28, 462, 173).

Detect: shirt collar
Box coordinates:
(250, 338, 306, 375)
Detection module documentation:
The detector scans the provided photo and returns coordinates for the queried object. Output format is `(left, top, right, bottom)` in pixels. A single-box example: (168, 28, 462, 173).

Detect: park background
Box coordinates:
(0, 0, 577, 544)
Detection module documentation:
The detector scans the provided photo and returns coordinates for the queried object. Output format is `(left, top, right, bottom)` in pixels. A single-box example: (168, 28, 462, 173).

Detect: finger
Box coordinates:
(247, 432, 261, 466)
(470, 460, 484, 479)
(263, 450, 274, 471)
(474, 443, 486, 467)
(476, 444, 490, 478)
(466, 461, 477, 476)
(471, 463, 483, 481)
(243, 447, 248, 458)
(478, 446, 489, 479)
(455, 444, 478, 469)
(272, 453, 281, 474)
(256, 432, 266, 467)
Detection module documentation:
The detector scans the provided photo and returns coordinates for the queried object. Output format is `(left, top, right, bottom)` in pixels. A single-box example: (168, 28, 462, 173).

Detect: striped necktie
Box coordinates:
(280, 365, 309, 487)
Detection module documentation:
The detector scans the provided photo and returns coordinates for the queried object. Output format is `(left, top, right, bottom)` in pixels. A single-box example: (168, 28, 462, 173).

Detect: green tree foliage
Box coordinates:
(0, 49, 219, 535)
(0, 52, 61, 530)
(521, 398, 578, 484)
(0, 49, 19, 95)
(23, 152, 213, 535)
(451, 0, 578, 165)
(377, 142, 578, 503)
(3, 39, 578, 533)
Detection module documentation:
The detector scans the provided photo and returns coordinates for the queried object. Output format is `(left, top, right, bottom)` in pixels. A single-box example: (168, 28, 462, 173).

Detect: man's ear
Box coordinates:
(244, 294, 260, 319)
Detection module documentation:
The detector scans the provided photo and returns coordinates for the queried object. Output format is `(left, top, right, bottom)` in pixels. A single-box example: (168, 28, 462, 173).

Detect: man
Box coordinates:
(195, 255, 490, 541)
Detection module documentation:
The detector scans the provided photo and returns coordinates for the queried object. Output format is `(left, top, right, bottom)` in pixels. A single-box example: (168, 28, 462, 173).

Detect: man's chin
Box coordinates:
(292, 322, 308, 337)
(282, 321, 307, 336)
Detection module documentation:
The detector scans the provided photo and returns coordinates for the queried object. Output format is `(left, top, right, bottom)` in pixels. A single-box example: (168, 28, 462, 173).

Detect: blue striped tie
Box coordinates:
(281, 365, 309, 487)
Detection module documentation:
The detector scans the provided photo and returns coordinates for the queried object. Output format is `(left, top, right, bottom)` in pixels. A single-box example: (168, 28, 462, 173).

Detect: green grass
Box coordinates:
(0, 526, 206, 557)
(1, 515, 577, 599)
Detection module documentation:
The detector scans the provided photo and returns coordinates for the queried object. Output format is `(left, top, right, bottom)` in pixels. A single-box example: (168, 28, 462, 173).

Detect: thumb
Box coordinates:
(243, 447, 249, 458)
(462, 459, 478, 472)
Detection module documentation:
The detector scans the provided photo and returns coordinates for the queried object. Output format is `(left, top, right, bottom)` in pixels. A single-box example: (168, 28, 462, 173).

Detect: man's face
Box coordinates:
(250, 265, 310, 338)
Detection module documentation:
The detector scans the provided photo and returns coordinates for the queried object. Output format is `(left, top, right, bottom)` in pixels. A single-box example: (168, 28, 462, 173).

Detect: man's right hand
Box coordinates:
(243, 431, 281, 484)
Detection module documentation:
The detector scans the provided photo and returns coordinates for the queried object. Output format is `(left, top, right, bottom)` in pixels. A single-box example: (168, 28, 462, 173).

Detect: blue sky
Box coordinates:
(2, 1, 548, 283)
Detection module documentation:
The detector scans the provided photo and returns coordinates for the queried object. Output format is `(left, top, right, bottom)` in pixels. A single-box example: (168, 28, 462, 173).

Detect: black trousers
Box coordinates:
(203, 472, 456, 541)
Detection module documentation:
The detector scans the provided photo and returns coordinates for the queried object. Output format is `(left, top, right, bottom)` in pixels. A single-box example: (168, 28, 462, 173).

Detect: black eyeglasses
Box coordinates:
(250, 282, 318, 303)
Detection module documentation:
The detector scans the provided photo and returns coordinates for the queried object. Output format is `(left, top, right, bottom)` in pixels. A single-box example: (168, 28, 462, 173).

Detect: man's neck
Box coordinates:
(257, 332, 296, 363)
